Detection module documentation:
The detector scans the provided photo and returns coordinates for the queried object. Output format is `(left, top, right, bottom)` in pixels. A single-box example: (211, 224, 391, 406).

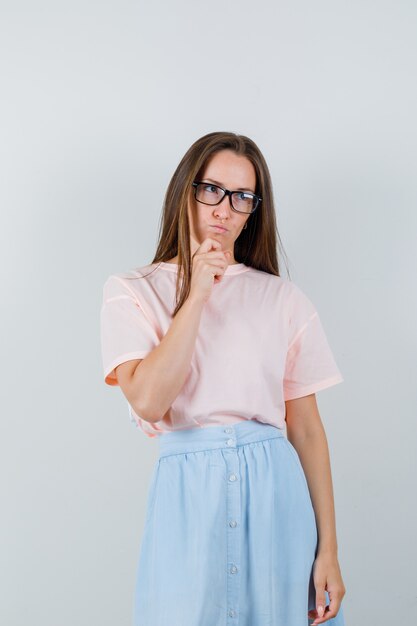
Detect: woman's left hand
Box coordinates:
(308, 551, 346, 625)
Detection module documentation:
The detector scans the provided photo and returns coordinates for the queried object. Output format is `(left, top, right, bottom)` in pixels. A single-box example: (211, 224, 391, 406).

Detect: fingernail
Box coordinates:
(317, 605, 324, 617)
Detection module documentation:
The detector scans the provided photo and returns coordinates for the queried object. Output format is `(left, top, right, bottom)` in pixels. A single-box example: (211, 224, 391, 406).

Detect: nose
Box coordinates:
(214, 193, 233, 217)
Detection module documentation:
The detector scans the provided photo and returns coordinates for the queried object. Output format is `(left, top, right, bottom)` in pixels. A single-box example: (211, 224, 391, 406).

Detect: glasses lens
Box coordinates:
(231, 192, 256, 213)
(195, 183, 224, 205)
(194, 183, 258, 213)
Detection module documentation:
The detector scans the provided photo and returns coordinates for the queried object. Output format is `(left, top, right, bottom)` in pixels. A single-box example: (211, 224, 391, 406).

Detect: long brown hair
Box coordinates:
(145, 131, 290, 316)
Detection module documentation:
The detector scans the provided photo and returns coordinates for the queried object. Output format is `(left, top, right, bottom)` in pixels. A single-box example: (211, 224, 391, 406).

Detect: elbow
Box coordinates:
(131, 396, 165, 425)
(128, 364, 166, 424)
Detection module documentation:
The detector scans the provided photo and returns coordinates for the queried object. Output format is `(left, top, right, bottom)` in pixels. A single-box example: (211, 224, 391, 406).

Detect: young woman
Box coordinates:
(100, 131, 347, 626)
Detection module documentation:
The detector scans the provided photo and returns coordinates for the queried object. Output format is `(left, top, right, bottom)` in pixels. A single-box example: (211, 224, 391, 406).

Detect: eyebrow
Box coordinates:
(203, 178, 255, 194)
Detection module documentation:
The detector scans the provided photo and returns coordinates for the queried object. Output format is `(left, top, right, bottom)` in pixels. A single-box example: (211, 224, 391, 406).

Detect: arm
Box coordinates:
(115, 292, 205, 424)
(285, 393, 346, 623)
(113, 239, 231, 424)
(285, 393, 339, 554)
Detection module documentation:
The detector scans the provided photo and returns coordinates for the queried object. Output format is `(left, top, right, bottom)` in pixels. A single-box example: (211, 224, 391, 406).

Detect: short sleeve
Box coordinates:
(100, 274, 159, 386)
(283, 284, 344, 401)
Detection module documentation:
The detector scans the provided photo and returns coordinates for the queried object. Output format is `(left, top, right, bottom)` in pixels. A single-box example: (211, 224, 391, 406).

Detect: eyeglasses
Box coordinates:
(192, 181, 262, 214)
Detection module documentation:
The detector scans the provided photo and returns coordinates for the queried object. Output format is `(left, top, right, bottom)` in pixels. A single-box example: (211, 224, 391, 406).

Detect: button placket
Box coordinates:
(224, 426, 240, 623)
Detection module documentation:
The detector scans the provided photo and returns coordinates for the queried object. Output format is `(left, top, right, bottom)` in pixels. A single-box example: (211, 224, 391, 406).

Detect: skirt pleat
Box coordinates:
(132, 419, 345, 626)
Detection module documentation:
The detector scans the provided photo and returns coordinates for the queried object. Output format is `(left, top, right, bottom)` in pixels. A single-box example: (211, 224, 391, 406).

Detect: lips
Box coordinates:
(210, 225, 228, 232)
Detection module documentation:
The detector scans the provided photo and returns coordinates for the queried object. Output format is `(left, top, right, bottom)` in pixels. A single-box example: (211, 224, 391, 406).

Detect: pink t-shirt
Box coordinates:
(100, 261, 344, 437)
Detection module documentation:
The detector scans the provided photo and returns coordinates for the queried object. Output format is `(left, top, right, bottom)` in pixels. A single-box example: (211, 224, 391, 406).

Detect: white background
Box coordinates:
(1, 1, 416, 624)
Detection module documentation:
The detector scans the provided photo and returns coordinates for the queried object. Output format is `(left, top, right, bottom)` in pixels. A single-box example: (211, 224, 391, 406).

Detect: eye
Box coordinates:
(203, 184, 220, 194)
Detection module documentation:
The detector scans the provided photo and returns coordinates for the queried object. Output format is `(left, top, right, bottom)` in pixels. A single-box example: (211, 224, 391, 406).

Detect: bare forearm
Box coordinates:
(131, 294, 205, 422)
(290, 427, 339, 555)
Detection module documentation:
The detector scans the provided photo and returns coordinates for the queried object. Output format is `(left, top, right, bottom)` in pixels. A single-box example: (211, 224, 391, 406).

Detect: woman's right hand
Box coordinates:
(189, 238, 232, 303)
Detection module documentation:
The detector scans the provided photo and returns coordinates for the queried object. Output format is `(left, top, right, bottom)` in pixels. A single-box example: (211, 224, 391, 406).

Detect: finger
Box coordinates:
(309, 598, 342, 625)
(204, 248, 231, 262)
(309, 587, 326, 626)
(197, 237, 223, 254)
(324, 591, 342, 622)
(206, 250, 232, 266)
(208, 260, 231, 284)
(207, 256, 229, 273)
(308, 603, 329, 625)
(310, 605, 339, 624)
(316, 590, 326, 620)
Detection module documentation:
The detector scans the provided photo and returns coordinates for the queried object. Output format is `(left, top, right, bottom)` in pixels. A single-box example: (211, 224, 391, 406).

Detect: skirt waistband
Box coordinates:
(157, 419, 285, 458)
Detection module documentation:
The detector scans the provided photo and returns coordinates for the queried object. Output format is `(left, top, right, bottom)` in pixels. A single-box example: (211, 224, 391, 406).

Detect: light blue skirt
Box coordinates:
(133, 419, 345, 626)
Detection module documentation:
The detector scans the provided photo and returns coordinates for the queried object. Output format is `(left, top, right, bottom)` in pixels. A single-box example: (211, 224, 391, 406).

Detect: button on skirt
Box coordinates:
(132, 419, 345, 626)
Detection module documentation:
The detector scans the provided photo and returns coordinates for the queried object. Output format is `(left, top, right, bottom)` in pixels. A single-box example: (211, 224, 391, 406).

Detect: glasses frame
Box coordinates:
(192, 181, 262, 214)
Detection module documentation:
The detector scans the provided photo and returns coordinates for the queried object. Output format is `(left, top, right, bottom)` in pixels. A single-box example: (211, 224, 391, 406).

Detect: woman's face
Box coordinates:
(187, 149, 256, 258)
